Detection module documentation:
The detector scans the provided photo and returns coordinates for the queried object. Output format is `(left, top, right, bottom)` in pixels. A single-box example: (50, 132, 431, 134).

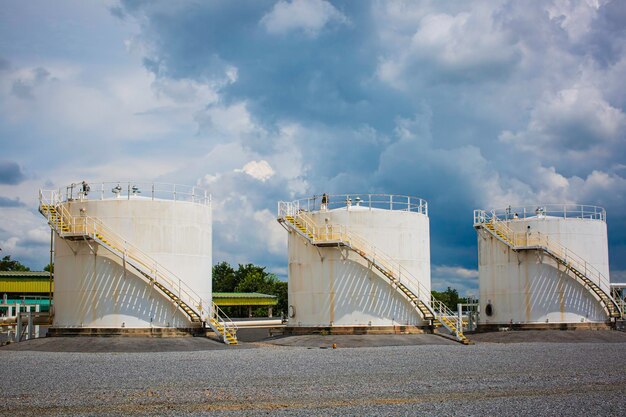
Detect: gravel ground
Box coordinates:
(1, 337, 625, 416)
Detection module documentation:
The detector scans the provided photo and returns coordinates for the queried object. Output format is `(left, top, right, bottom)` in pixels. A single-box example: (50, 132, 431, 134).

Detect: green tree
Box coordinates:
(432, 287, 467, 311)
(0, 255, 30, 272)
(234, 264, 277, 293)
(212, 261, 236, 292)
(212, 262, 288, 318)
(273, 281, 288, 316)
(44, 263, 54, 273)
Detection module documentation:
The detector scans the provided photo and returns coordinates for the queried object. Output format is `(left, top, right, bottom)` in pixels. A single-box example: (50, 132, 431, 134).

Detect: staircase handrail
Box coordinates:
(430, 296, 464, 339)
(475, 210, 619, 312)
(211, 302, 238, 334)
(40, 190, 209, 322)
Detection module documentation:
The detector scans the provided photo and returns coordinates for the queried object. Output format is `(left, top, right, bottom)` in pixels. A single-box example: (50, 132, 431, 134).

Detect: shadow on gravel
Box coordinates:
(0, 336, 253, 353)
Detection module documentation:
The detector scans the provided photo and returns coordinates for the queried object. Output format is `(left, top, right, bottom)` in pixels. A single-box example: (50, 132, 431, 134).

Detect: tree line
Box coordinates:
(212, 262, 287, 318)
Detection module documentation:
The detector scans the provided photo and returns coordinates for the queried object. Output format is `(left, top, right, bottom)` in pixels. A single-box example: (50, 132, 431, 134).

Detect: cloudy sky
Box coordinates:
(1, 0, 625, 295)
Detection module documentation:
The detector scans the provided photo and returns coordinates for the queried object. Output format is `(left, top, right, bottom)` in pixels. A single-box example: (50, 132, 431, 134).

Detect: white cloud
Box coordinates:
(375, 3, 521, 87)
(431, 264, 479, 296)
(500, 87, 626, 168)
(196, 101, 261, 138)
(432, 265, 478, 279)
(260, 0, 348, 37)
(253, 209, 287, 256)
(0, 64, 210, 142)
(237, 160, 275, 182)
(547, 0, 606, 42)
(0, 207, 51, 269)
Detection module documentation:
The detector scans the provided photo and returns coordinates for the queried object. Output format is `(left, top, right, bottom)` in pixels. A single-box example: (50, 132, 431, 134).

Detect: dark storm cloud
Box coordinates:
(10, 67, 50, 100)
(0, 196, 25, 207)
(119, 0, 407, 131)
(0, 57, 10, 71)
(114, 1, 626, 289)
(0, 161, 26, 184)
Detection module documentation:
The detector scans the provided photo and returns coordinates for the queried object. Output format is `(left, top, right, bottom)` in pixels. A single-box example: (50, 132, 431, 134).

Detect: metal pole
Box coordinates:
(16, 312, 22, 342)
(27, 310, 33, 340)
(49, 228, 54, 323)
(35, 304, 40, 338)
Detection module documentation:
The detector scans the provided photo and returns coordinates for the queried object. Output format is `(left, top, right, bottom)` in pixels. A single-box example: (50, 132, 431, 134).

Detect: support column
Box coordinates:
(268, 307, 273, 318)
(35, 304, 40, 338)
(248, 306, 252, 318)
(16, 313, 22, 342)
(27, 311, 33, 340)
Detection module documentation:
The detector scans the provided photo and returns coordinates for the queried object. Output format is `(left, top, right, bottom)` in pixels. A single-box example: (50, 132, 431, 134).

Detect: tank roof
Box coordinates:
(480, 204, 606, 222)
(285, 193, 428, 215)
(41, 181, 210, 206)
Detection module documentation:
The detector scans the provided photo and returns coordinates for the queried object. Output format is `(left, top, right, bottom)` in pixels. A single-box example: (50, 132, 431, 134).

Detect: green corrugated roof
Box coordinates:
(0, 271, 52, 278)
(213, 292, 276, 299)
(212, 292, 277, 306)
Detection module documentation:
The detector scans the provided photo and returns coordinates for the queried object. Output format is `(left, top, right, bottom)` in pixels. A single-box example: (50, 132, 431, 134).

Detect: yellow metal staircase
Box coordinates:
(40, 205, 70, 233)
(39, 191, 238, 344)
(278, 202, 470, 344)
(474, 210, 621, 319)
(284, 215, 314, 239)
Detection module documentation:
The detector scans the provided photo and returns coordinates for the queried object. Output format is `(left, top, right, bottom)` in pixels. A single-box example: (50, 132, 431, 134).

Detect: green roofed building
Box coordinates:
(213, 292, 278, 318)
(0, 271, 53, 312)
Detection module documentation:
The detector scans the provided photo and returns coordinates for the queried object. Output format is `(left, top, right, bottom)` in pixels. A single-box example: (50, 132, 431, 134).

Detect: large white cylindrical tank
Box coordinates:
(287, 194, 430, 327)
(477, 205, 610, 325)
(53, 182, 212, 328)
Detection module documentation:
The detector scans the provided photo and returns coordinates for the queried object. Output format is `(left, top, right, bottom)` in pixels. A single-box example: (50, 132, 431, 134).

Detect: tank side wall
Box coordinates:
(53, 198, 211, 328)
(53, 235, 191, 327)
(288, 207, 429, 326)
(478, 218, 609, 325)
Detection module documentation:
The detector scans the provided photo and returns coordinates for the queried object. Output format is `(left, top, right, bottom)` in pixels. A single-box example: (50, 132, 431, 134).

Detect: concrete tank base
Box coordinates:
(476, 322, 613, 332)
(282, 325, 432, 336)
(47, 327, 208, 338)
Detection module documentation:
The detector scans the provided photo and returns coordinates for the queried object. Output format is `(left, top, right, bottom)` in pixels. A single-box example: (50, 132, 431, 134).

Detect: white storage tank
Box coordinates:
(47, 182, 212, 329)
(475, 204, 614, 327)
(283, 194, 431, 329)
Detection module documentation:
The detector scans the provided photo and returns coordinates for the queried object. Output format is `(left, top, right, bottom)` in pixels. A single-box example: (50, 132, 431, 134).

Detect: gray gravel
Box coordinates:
(1, 338, 625, 416)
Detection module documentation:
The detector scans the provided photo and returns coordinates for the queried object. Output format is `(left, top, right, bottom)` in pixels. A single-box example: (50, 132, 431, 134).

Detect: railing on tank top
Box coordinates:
(39, 190, 235, 327)
(285, 194, 428, 215)
(54, 182, 211, 206)
(485, 204, 606, 222)
(474, 209, 614, 300)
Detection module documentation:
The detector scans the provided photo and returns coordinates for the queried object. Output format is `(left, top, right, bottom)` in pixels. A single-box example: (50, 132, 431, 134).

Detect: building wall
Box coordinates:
(53, 198, 212, 328)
